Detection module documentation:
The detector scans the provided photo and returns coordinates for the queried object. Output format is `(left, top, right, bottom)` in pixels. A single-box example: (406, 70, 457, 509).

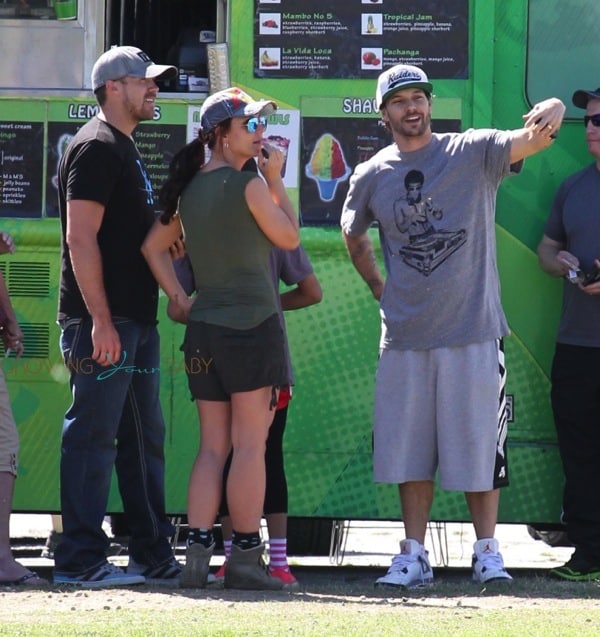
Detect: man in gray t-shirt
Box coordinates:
(537, 86, 600, 582)
(341, 63, 564, 589)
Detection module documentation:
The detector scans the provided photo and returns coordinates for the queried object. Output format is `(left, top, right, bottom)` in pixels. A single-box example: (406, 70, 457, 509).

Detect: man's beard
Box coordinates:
(393, 113, 431, 138)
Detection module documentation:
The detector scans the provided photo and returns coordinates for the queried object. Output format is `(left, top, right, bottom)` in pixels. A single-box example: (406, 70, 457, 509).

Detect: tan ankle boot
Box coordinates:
(225, 543, 284, 591)
(180, 542, 214, 588)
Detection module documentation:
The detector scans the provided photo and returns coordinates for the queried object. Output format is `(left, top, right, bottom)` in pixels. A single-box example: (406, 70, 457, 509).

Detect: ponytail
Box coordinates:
(158, 135, 208, 223)
(158, 122, 230, 224)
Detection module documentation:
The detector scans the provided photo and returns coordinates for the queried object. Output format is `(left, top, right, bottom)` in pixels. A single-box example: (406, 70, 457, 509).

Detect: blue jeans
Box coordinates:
(54, 317, 174, 574)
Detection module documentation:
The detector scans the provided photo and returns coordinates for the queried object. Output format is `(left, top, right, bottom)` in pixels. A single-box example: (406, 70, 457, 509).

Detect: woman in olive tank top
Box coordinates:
(142, 87, 299, 591)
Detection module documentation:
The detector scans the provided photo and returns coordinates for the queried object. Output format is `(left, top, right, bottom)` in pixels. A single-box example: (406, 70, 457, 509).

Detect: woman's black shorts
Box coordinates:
(182, 313, 287, 401)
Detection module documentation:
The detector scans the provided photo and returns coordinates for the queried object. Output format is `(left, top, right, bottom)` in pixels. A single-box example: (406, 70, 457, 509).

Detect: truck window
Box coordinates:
(527, 0, 600, 118)
(106, 0, 217, 93)
(0, 1, 218, 91)
(0, 1, 58, 20)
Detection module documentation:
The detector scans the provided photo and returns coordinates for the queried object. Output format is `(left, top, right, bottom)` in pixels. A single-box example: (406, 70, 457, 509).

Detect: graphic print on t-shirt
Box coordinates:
(136, 159, 155, 206)
(392, 169, 466, 276)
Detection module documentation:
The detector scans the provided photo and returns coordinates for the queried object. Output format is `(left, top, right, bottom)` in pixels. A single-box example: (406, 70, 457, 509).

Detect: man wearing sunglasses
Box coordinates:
(537, 86, 600, 582)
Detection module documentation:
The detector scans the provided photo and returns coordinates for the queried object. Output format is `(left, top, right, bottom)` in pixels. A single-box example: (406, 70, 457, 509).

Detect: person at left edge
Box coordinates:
(0, 232, 48, 588)
(54, 46, 180, 588)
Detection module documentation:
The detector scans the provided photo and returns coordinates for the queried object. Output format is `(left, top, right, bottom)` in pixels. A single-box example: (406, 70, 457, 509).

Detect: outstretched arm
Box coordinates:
(509, 98, 566, 163)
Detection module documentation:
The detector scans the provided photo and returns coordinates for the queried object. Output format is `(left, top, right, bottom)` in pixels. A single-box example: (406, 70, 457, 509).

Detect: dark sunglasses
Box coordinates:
(243, 116, 268, 133)
(584, 114, 600, 127)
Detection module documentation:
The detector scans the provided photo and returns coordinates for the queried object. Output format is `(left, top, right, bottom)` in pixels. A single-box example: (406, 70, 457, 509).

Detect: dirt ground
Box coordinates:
(2, 565, 600, 616)
(5, 518, 599, 616)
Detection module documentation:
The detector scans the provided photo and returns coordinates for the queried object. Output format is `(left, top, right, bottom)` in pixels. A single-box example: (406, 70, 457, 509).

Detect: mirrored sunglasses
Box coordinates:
(244, 116, 268, 133)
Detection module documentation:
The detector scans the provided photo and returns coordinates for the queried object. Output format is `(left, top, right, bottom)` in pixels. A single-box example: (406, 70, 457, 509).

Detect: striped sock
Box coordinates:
(268, 537, 288, 569)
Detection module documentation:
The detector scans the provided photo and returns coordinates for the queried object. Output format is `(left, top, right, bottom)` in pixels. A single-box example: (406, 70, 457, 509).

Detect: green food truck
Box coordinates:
(0, 0, 597, 549)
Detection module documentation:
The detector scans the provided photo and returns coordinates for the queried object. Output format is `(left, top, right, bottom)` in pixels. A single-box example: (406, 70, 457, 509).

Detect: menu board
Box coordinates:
(254, 0, 468, 79)
(299, 96, 461, 226)
(300, 116, 389, 225)
(45, 121, 85, 218)
(0, 122, 44, 218)
(0, 99, 189, 220)
(133, 124, 187, 201)
(46, 108, 187, 218)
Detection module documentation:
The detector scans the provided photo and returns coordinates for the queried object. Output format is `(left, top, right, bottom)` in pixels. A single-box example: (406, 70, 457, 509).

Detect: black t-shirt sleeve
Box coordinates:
(66, 139, 122, 206)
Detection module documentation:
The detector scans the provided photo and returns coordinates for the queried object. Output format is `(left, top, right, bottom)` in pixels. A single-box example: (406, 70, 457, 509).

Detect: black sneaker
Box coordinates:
(550, 555, 600, 581)
(54, 562, 145, 588)
(127, 556, 182, 587)
(41, 530, 62, 560)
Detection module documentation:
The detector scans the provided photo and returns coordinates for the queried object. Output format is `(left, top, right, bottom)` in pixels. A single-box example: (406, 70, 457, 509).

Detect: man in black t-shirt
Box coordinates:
(54, 46, 180, 588)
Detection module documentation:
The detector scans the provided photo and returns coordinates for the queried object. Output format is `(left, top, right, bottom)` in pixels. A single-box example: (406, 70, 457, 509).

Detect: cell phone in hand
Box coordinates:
(261, 147, 269, 159)
(582, 265, 600, 286)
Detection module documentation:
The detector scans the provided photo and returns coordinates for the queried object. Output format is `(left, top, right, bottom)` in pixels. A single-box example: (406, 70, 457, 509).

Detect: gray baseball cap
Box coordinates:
(200, 87, 277, 133)
(91, 46, 177, 92)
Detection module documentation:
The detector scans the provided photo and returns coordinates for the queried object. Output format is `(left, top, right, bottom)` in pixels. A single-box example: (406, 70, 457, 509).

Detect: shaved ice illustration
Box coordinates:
(305, 133, 351, 201)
